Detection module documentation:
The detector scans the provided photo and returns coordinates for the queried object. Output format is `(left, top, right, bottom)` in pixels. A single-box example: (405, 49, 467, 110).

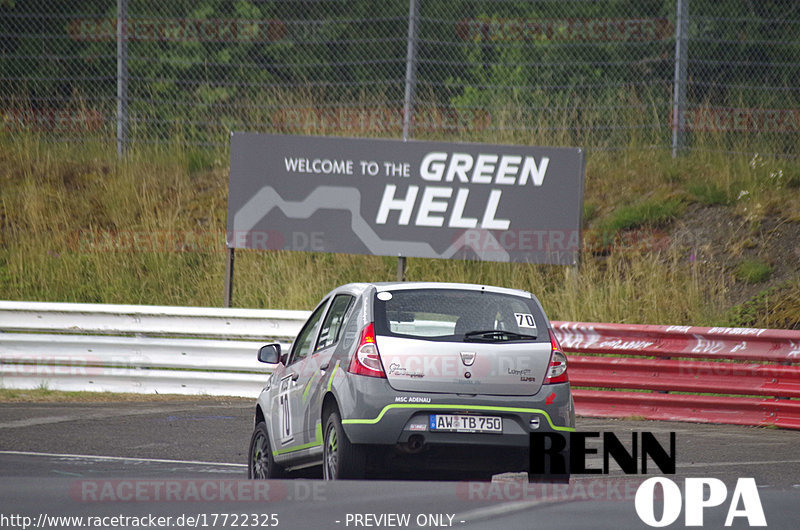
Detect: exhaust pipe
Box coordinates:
(397, 434, 425, 454)
(408, 435, 424, 452)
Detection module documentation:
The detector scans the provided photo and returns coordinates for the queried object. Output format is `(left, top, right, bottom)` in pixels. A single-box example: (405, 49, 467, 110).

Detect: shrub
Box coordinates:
(734, 259, 773, 284)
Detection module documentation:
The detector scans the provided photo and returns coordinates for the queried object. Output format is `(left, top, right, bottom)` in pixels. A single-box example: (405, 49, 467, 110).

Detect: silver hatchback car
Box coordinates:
(248, 282, 575, 480)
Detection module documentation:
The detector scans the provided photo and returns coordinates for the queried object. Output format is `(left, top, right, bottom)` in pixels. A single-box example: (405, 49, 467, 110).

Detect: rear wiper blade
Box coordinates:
(463, 329, 537, 342)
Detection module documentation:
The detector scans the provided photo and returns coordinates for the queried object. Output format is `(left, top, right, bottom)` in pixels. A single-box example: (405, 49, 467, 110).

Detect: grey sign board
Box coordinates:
(228, 133, 584, 264)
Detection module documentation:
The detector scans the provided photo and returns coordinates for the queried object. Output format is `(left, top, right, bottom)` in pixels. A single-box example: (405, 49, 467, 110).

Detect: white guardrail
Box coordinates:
(0, 301, 311, 398)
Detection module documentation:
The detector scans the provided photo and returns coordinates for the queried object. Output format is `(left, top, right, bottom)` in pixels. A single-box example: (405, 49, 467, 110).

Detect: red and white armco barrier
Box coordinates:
(551, 322, 800, 430)
(1, 301, 798, 430)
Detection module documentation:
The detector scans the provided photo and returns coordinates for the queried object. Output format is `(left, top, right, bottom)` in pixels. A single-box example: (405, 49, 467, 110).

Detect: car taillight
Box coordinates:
(544, 329, 568, 384)
(347, 323, 386, 378)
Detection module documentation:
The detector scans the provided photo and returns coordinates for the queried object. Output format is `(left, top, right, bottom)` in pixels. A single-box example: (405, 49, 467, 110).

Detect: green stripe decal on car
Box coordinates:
(273, 423, 323, 456)
(301, 371, 317, 404)
(327, 361, 340, 392)
(342, 404, 575, 432)
(302, 368, 326, 404)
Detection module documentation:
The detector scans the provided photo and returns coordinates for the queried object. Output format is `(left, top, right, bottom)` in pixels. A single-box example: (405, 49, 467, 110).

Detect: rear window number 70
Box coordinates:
(514, 313, 536, 328)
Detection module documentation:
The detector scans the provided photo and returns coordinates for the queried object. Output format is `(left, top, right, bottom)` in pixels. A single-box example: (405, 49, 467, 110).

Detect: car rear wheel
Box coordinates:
(249, 422, 286, 479)
(323, 411, 365, 480)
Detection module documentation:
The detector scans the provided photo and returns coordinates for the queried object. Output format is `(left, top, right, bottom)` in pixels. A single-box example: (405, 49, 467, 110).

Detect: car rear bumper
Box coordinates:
(338, 377, 575, 447)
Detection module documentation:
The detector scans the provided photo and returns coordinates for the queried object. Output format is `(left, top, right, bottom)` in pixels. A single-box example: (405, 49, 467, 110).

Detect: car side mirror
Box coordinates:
(257, 344, 282, 364)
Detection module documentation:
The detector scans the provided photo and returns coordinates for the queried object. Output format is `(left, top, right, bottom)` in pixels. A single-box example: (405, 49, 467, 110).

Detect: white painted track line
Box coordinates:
(0, 450, 246, 468)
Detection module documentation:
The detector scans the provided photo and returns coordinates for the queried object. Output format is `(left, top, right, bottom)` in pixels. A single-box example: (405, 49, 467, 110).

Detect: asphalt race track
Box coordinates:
(0, 399, 798, 529)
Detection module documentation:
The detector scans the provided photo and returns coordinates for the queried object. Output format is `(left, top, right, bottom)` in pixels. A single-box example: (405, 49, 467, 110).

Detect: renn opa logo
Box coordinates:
(635, 478, 766, 527)
(530, 431, 766, 527)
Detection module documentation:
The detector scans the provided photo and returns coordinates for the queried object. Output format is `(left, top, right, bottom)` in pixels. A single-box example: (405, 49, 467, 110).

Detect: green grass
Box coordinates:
(687, 182, 731, 206)
(728, 279, 800, 329)
(594, 196, 684, 247)
(735, 259, 773, 284)
(582, 202, 600, 223)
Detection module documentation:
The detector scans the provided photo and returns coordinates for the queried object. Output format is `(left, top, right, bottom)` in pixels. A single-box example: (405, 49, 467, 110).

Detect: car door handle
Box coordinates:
(290, 372, 299, 381)
(319, 361, 330, 371)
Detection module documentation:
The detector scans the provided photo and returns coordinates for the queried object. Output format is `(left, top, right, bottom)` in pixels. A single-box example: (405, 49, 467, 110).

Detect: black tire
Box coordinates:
(323, 411, 365, 480)
(248, 422, 286, 479)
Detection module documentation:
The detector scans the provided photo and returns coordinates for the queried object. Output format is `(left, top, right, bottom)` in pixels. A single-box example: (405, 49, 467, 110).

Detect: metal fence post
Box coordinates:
(402, 0, 419, 143)
(672, 0, 689, 157)
(399, 0, 420, 280)
(117, 0, 129, 156)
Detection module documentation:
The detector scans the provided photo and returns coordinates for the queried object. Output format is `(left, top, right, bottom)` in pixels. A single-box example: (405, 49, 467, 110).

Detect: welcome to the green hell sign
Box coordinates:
(283, 151, 551, 231)
(229, 133, 584, 265)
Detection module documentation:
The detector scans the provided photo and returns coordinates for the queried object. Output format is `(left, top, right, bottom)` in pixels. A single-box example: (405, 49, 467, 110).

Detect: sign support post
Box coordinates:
(224, 247, 235, 307)
(397, 256, 406, 282)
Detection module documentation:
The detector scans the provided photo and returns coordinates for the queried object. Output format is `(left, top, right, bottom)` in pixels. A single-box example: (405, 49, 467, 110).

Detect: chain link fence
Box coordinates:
(2, 0, 799, 155)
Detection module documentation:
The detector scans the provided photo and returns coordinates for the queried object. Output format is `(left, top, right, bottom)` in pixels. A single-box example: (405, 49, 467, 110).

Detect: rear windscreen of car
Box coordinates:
(373, 289, 547, 342)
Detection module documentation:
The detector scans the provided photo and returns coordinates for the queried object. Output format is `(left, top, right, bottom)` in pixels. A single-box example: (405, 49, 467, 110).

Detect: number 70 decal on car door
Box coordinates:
(278, 375, 294, 444)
